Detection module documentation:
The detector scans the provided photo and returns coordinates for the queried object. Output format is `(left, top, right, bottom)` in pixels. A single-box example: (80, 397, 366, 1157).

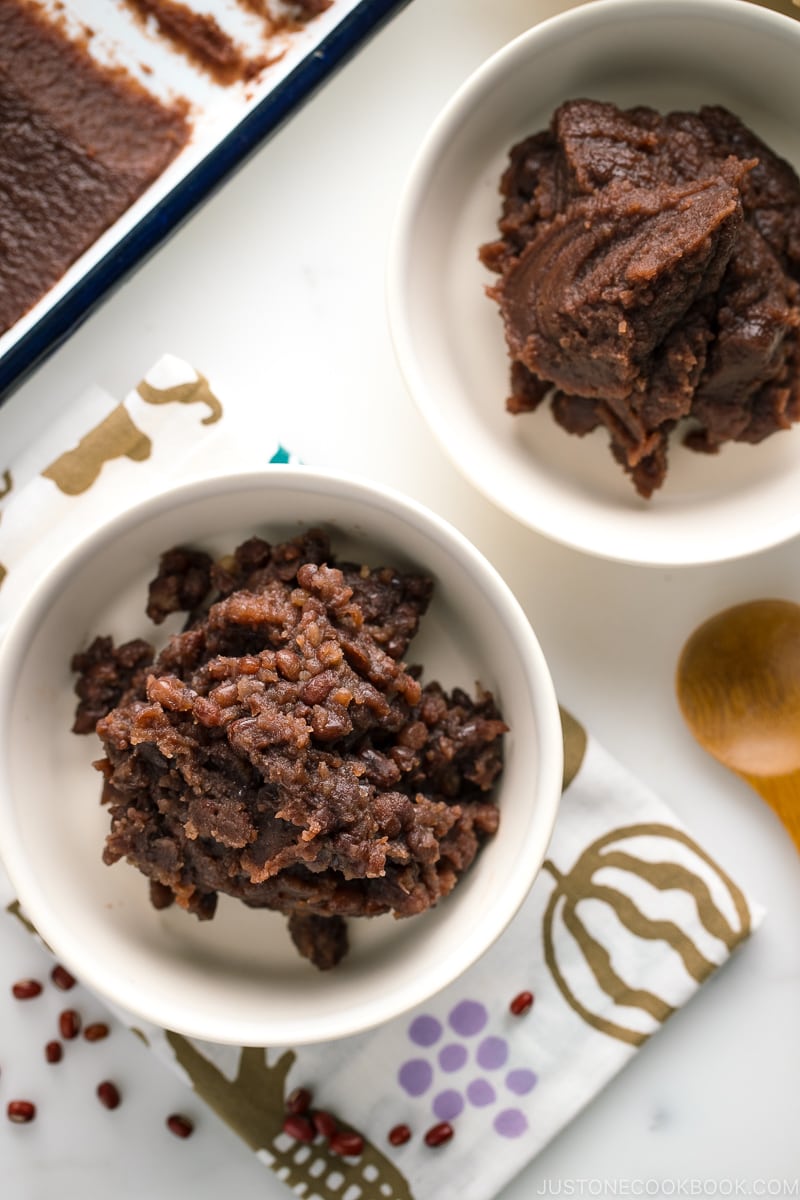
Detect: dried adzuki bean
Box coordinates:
(388, 1123, 412, 1146)
(282, 1114, 315, 1142)
(59, 1009, 81, 1039)
(424, 1121, 454, 1147)
(166, 1113, 194, 1139)
(7, 1100, 36, 1124)
(51, 964, 77, 991)
(509, 990, 534, 1016)
(45, 1040, 63, 1064)
(329, 1130, 365, 1157)
(83, 1022, 110, 1042)
(11, 979, 42, 1000)
(285, 1086, 312, 1115)
(97, 1081, 121, 1110)
(312, 1109, 337, 1138)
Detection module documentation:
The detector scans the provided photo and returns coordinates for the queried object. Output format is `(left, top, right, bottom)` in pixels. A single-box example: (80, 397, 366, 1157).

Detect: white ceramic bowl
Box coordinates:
(0, 467, 562, 1045)
(388, 0, 800, 566)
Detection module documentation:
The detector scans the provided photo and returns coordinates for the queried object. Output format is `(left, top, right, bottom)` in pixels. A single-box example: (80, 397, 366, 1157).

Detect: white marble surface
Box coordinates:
(1, 0, 799, 1196)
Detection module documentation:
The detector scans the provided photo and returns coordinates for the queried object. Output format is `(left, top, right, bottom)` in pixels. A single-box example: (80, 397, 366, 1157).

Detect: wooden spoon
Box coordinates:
(676, 598, 800, 854)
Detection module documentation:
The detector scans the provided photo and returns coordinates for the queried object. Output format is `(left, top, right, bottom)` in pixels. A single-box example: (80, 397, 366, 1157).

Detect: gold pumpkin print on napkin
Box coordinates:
(543, 712, 754, 1046)
(541, 823, 752, 1045)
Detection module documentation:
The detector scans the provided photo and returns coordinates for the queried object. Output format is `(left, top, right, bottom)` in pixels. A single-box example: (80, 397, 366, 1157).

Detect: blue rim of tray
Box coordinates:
(0, 0, 412, 405)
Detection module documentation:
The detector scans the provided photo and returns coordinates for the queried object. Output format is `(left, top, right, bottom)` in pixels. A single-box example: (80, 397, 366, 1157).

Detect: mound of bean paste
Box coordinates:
(480, 100, 800, 497)
(71, 530, 506, 970)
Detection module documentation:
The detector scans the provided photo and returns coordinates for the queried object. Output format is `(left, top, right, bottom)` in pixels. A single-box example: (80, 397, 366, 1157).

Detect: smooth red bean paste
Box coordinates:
(122, 0, 271, 85)
(123, 0, 331, 85)
(480, 100, 800, 497)
(1, 0, 334, 336)
(71, 530, 505, 970)
(0, 0, 190, 337)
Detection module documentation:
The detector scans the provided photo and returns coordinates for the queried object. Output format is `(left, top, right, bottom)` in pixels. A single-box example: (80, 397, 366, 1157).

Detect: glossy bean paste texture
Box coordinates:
(71, 530, 506, 970)
(480, 99, 800, 497)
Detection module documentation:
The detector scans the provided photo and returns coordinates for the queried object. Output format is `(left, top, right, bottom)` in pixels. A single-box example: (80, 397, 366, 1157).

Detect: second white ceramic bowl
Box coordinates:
(388, 0, 800, 566)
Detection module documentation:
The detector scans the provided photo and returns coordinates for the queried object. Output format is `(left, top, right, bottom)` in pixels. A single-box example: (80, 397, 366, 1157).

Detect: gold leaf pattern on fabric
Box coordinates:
(560, 706, 587, 791)
(165, 1033, 416, 1200)
(41, 405, 151, 495)
(137, 372, 223, 425)
(751, 0, 800, 22)
(0, 469, 12, 588)
(5, 899, 39, 938)
(542, 822, 752, 1045)
(165, 1035, 291, 1151)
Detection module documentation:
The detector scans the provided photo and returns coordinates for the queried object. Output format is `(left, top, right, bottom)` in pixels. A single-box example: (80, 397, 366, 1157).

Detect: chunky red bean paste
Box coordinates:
(72, 530, 505, 970)
(480, 100, 800, 497)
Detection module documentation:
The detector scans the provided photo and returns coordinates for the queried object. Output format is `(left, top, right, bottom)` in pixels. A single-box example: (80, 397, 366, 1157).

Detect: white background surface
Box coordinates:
(1, 0, 798, 1196)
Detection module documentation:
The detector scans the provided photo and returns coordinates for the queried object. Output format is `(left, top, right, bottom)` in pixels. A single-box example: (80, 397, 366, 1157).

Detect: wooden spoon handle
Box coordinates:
(738, 769, 800, 855)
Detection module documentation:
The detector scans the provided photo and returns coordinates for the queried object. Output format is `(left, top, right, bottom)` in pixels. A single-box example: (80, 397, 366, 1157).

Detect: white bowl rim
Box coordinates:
(386, 0, 800, 568)
(0, 465, 563, 1044)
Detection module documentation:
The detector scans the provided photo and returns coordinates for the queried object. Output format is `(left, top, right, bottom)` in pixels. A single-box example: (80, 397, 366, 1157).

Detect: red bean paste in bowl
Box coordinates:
(71, 529, 506, 970)
(479, 100, 800, 497)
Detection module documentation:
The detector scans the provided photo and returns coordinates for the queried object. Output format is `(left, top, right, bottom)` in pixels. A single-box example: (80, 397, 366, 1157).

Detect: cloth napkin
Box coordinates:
(0, 356, 763, 1200)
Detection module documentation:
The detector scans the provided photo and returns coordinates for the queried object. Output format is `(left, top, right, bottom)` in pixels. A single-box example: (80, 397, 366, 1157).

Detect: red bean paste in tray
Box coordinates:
(1, 0, 334, 338)
(0, 0, 190, 338)
(71, 530, 506, 970)
(479, 99, 800, 497)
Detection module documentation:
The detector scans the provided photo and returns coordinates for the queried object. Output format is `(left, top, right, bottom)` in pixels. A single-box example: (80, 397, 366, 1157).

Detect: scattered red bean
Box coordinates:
(166, 1113, 194, 1139)
(285, 1086, 312, 1115)
(11, 978, 42, 1000)
(83, 1022, 110, 1043)
(510, 990, 535, 1016)
(7, 1100, 36, 1124)
(424, 1121, 454, 1148)
(328, 1130, 365, 1158)
(51, 964, 77, 991)
(388, 1123, 412, 1146)
(312, 1109, 337, 1138)
(44, 1040, 63, 1064)
(96, 1081, 121, 1110)
(282, 1113, 315, 1142)
(58, 1009, 81, 1040)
